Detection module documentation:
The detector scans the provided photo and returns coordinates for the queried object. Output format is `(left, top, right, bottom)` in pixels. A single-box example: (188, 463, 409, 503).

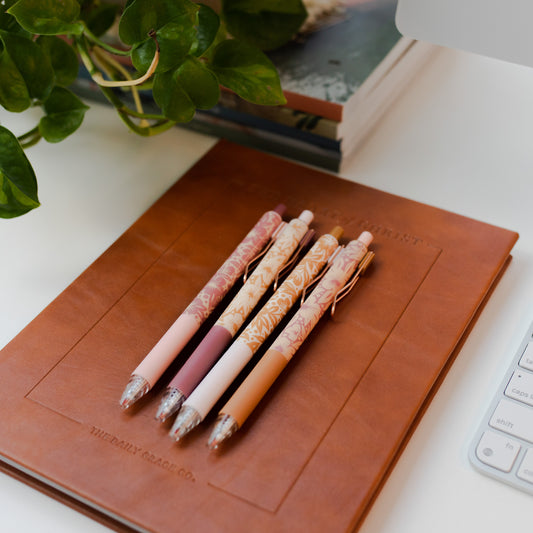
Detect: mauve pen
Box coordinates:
(207, 232, 374, 450)
(155, 209, 314, 422)
(119, 204, 286, 409)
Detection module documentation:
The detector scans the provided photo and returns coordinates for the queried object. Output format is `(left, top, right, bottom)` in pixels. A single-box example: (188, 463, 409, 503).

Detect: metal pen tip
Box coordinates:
(169, 406, 202, 442)
(119, 375, 150, 409)
(155, 388, 185, 422)
(206, 414, 239, 450)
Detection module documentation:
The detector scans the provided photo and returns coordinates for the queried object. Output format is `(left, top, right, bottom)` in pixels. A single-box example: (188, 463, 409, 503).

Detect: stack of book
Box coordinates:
(188, 0, 436, 171)
(73, 0, 436, 171)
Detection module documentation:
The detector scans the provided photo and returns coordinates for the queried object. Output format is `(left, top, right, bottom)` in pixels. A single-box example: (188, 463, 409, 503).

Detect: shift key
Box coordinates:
(490, 398, 533, 443)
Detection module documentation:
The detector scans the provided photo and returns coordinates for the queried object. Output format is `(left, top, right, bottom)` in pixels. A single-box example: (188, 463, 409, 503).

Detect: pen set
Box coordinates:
(120, 205, 374, 449)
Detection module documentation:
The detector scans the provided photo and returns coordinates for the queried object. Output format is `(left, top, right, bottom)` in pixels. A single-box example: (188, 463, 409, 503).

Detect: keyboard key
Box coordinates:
(505, 369, 533, 406)
(476, 431, 521, 472)
(519, 342, 533, 371)
(489, 398, 533, 443)
(517, 448, 533, 484)
(469, 318, 533, 497)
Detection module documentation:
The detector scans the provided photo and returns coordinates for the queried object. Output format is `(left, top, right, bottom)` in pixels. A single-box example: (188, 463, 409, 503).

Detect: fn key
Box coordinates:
(476, 430, 521, 472)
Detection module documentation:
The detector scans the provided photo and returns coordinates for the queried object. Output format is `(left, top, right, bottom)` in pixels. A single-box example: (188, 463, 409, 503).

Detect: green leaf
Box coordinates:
(39, 86, 89, 143)
(0, 0, 29, 35)
(7, 0, 85, 35)
(119, 0, 198, 45)
(176, 57, 220, 109)
(37, 35, 79, 87)
(131, 16, 198, 74)
(152, 69, 196, 123)
(222, 0, 307, 50)
(190, 4, 220, 57)
(151, 57, 219, 121)
(0, 30, 54, 111)
(0, 42, 30, 112)
(0, 125, 39, 218)
(130, 39, 157, 75)
(200, 17, 229, 63)
(81, 2, 120, 37)
(209, 39, 285, 105)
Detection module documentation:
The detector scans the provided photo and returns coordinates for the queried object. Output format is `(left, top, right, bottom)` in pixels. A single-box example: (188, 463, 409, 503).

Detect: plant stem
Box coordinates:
(116, 110, 176, 136)
(18, 127, 42, 149)
(76, 36, 124, 106)
(82, 24, 131, 56)
(75, 36, 176, 137)
(17, 126, 39, 142)
(118, 107, 168, 121)
(90, 32, 159, 88)
(92, 47, 148, 126)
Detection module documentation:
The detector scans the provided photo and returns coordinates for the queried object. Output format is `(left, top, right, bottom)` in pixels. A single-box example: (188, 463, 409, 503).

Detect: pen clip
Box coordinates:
(243, 221, 286, 283)
(330, 251, 375, 317)
(300, 245, 344, 306)
(272, 229, 315, 291)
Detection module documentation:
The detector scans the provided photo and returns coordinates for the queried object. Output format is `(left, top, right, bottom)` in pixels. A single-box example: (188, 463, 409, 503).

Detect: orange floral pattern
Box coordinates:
(240, 234, 340, 353)
(271, 239, 367, 360)
(218, 218, 310, 337)
(184, 210, 281, 324)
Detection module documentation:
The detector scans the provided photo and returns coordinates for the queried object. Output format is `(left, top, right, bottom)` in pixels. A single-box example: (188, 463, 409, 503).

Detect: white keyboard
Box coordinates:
(469, 319, 533, 494)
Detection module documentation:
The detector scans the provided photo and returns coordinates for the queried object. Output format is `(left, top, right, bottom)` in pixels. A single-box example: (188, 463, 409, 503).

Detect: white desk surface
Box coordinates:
(1, 46, 532, 532)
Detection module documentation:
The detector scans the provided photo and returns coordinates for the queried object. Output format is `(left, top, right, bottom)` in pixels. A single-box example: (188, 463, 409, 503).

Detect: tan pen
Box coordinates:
(207, 231, 374, 450)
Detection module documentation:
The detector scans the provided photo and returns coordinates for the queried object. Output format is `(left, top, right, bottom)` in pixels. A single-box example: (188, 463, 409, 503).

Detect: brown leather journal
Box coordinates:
(0, 140, 518, 532)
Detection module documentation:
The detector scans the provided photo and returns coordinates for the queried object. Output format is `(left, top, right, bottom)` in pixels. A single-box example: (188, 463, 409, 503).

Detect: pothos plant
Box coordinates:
(0, 0, 307, 218)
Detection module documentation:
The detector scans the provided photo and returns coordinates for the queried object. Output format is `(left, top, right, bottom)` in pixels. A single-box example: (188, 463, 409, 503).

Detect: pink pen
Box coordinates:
(120, 205, 286, 409)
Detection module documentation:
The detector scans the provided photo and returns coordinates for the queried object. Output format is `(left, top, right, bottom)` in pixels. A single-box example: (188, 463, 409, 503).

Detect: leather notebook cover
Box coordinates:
(0, 140, 518, 532)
